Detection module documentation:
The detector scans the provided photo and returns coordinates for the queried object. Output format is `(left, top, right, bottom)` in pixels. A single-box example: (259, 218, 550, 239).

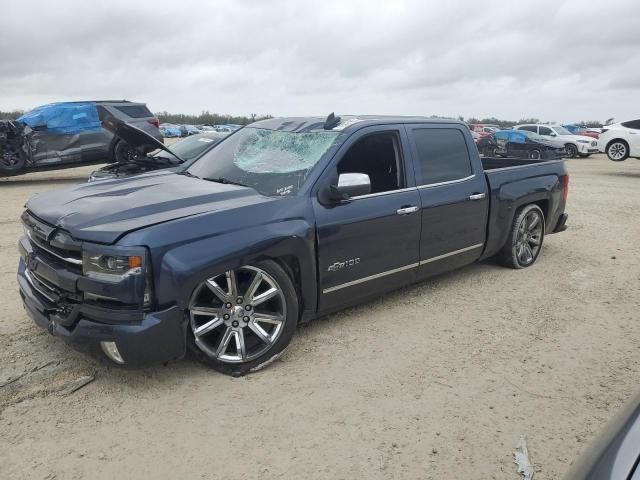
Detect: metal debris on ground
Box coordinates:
(513, 435, 534, 480)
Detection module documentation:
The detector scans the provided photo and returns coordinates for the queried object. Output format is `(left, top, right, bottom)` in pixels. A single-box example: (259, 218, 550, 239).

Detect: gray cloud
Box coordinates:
(1, 0, 639, 122)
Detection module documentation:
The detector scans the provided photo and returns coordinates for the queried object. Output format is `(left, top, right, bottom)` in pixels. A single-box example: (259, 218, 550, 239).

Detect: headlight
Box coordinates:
(576, 139, 590, 144)
(83, 252, 143, 279)
(82, 245, 153, 308)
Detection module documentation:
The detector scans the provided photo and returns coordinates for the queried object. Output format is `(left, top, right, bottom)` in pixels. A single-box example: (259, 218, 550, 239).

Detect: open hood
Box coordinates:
(102, 115, 185, 162)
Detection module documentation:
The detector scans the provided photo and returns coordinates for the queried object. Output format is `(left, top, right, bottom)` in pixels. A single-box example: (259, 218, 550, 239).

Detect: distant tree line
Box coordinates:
(458, 116, 605, 128)
(0, 109, 25, 120)
(155, 111, 272, 126)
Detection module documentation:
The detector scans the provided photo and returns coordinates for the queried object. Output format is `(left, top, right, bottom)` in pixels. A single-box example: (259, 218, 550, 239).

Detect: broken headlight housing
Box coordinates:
(82, 245, 153, 307)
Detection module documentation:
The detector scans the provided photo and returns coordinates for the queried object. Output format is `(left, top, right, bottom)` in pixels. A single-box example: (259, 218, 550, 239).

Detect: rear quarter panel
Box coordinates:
(481, 161, 567, 259)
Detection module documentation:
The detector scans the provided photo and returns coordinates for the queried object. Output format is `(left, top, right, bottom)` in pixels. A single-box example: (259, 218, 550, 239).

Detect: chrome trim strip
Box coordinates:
(418, 175, 475, 190)
(419, 243, 484, 265)
(24, 269, 57, 302)
(323, 262, 419, 294)
(350, 187, 417, 200)
(26, 230, 83, 266)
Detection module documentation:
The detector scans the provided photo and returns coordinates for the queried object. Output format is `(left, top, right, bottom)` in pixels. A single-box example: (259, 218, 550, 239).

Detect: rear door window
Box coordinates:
(411, 128, 473, 185)
(114, 105, 153, 118)
(621, 120, 640, 130)
(518, 125, 538, 133)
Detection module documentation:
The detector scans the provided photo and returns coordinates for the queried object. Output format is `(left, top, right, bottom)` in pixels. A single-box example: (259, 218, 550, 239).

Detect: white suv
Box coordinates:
(598, 120, 640, 162)
(514, 124, 599, 158)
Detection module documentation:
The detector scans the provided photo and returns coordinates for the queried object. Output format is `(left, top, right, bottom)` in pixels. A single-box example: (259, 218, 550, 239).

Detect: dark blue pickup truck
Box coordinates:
(17, 115, 569, 375)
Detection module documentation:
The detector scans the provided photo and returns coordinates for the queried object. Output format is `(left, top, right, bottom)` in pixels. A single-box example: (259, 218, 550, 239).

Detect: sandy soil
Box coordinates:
(1, 155, 639, 480)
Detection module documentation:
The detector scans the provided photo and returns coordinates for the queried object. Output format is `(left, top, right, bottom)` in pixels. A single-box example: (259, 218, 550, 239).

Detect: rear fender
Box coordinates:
(482, 174, 563, 259)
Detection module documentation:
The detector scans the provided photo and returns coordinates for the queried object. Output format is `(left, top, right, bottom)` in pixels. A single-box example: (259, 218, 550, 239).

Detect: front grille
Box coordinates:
(22, 212, 82, 272)
(591, 141, 597, 147)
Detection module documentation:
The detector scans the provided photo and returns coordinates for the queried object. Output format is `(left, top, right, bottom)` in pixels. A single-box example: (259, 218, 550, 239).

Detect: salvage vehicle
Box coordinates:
(514, 124, 599, 158)
(17, 115, 569, 375)
(494, 129, 566, 159)
(597, 119, 640, 161)
(0, 101, 161, 176)
(89, 119, 228, 181)
(563, 390, 640, 479)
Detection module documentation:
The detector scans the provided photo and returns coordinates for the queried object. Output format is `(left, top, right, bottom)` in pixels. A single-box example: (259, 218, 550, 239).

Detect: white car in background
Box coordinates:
(514, 124, 599, 158)
(598, 119, 640, 162)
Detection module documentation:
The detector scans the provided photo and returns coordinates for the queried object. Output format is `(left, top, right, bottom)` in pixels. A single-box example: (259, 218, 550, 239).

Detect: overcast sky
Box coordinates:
(1, 0, 639, 123)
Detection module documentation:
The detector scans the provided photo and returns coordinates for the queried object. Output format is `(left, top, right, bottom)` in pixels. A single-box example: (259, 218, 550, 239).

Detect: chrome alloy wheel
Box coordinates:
(516, 209, 543, 266)
(189, 266, 287, 363)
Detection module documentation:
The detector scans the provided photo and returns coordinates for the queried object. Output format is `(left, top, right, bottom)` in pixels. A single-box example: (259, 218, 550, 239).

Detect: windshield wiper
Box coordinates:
(202, 177, 249, 187)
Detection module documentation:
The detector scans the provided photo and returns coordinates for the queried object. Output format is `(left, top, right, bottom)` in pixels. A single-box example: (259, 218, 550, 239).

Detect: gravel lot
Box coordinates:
(1, 154, 639, 479)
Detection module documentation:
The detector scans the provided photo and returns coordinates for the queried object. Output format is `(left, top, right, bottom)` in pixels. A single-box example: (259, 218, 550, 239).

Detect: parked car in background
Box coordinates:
(160, 123, 182, 137)
(17, 114, 569, 375)
(470, 124, 500, 138)
(494, 129, 566, 159)
(562, 124, 600, 140)
(0, 100, 161, 176)
(89, 122, 228, 181)
(514, 124, 598, 158)
(563, 390, 640, 479)
(181, 124, 202, 136)
(598, 119, 640, 162)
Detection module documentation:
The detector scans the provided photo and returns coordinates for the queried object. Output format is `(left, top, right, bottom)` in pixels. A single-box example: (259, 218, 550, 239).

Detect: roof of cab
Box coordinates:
(249, 115, 465, 133)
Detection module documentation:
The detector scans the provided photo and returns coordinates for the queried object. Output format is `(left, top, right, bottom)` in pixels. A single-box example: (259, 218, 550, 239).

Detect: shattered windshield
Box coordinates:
(187, 127, 340, 196)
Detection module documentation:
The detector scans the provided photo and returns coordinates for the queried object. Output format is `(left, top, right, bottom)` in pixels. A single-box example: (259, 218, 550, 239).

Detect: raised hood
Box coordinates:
(102, 115, 185, 162)
(25, 172, 271, 244)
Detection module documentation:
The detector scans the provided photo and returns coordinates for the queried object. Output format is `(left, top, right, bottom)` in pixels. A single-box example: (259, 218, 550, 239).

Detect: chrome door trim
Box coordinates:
(350, 187, 417, 200)
(419, 243, 484, 265)
(418, 175, 475, 190)
(323, 262, 419, 294)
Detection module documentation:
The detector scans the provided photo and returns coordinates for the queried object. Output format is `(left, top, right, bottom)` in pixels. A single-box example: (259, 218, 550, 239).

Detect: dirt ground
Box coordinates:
(1, 154, 639, 480)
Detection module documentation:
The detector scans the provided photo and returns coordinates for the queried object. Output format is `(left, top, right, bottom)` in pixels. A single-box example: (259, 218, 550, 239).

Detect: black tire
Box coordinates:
(565, 143, 578, 158)
(188, 259, 298, 376)
(499, 204, 545, 269)
(0, 144, 26, 176)
(606, 140, 629, 162)
(112, 140, 138, 164)
(530, 149, 541, 160)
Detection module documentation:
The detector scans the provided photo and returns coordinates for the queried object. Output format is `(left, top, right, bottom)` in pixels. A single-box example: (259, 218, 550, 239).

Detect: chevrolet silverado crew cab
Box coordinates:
(17, 115, 569, 375)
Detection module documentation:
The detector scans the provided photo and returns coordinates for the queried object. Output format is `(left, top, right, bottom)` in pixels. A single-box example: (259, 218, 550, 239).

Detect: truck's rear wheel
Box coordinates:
(187, 260, 298, 376)
(499, 204, 545, 269)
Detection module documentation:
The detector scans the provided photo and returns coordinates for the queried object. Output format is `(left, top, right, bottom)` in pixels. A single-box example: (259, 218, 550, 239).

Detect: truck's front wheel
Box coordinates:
(499, 204, 545, 269)
(187, 260, 298, 376)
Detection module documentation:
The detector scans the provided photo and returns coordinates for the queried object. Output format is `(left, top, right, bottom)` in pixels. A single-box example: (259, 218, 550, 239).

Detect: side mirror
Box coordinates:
(329, 173, 371, 201)
(549, 133, 557, 137)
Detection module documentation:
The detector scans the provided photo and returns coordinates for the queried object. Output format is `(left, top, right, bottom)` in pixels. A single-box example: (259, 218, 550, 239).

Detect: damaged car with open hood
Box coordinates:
(89, 117, 228, 182)
(0, 101, 161, 177)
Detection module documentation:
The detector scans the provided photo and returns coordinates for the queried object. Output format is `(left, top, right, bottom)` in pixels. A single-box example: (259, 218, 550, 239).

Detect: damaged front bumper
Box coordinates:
(17, 241, 187, 367)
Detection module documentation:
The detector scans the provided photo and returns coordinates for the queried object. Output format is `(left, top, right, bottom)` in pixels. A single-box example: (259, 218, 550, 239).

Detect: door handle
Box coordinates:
(469, 193, 486, 200)
(396, 206, 419, 215)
